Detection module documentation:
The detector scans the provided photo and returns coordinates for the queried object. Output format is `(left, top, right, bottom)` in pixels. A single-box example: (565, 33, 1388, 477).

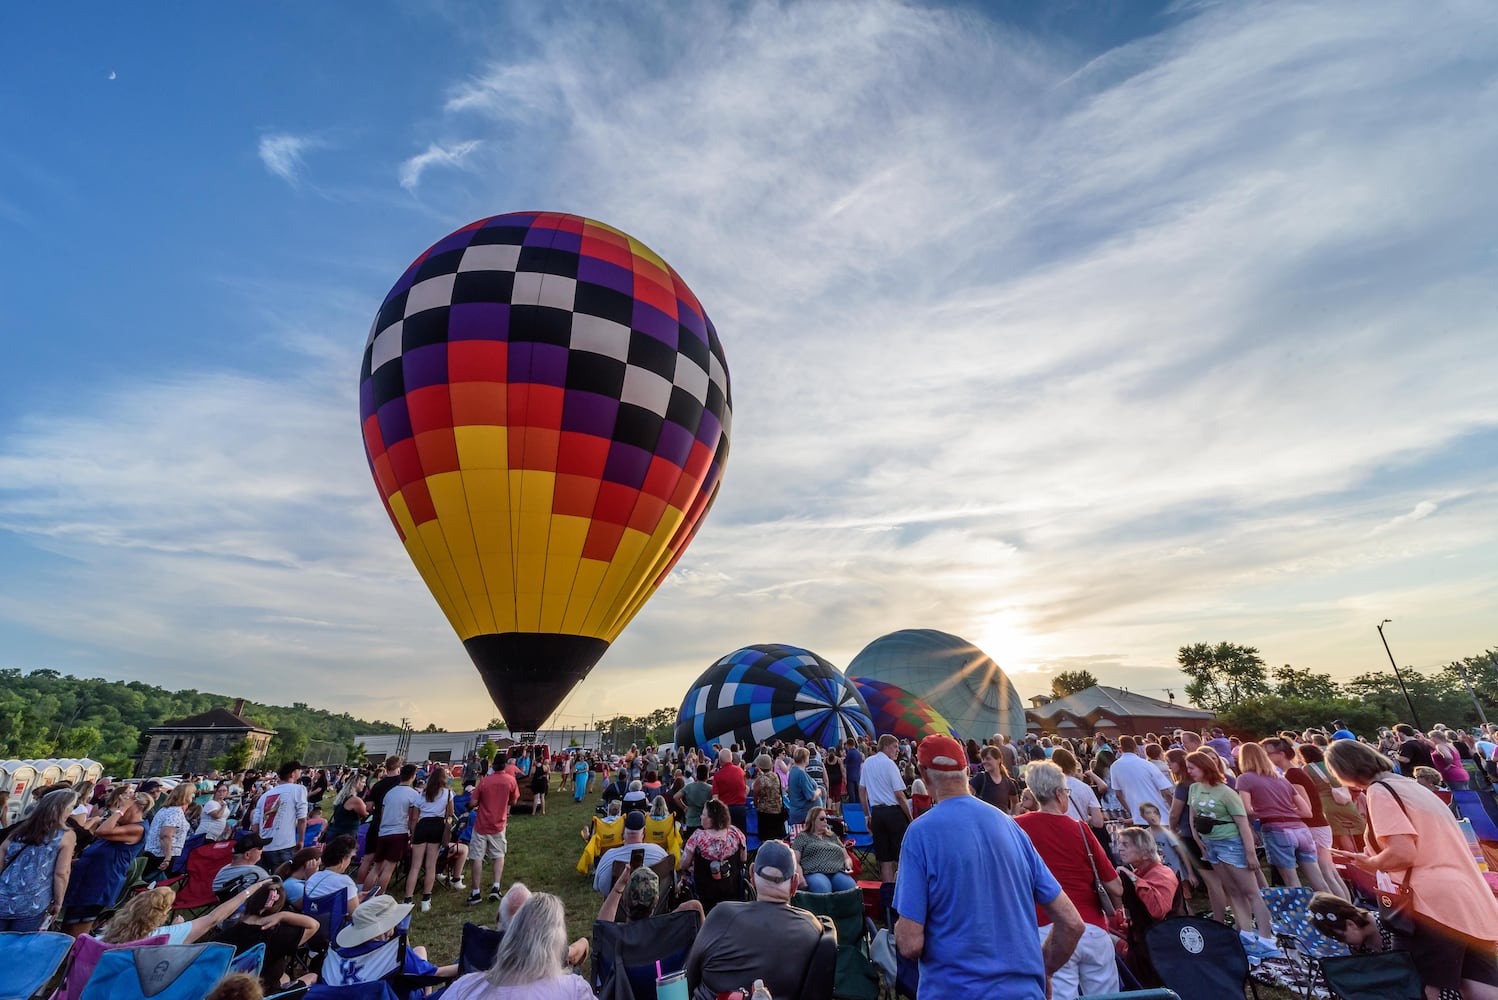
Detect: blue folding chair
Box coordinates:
(0, 931, 74, 1000)
(307, 984, 401, 1000)
(79, 942, 235, 1000)
(1145, 917, 1258, 1000)
(458, 922, 503, 975)
(305, 886, 352, 944)
(229, 942, 267, 978)
(840, 803, 876, 872)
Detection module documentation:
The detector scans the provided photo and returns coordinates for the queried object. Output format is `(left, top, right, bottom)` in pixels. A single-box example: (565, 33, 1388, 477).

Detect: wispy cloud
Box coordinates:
(398, 140, 480, 191)
(257, 132, 316, 184)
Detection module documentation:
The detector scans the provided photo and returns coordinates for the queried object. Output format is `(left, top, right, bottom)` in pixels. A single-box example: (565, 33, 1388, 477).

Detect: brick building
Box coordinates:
(136, 699, 275, 777)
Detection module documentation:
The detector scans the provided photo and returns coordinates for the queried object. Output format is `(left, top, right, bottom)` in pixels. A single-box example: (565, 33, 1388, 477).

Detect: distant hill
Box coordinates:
(0, 667, 403, 777)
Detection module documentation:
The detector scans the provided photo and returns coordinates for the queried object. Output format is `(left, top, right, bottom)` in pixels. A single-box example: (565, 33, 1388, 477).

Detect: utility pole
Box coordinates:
(1454, 658, 1490, 726)
(1377, 620, 1421, 730)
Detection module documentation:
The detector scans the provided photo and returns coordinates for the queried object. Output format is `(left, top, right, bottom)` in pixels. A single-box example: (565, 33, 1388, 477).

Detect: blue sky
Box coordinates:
(2, 1, 1495, 730)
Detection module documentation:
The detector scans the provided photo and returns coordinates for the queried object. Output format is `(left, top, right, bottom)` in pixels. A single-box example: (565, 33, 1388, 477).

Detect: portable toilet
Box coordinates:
(59, 759, 86, 785)
(2, 761, 38, 823)
(34, 760, 65, 788)
(80, 759, 104, 782)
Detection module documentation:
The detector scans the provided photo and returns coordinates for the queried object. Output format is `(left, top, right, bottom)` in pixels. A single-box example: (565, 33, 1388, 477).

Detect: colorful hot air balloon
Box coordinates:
(360, 212, 731, 731)
(848, 676, 961, 742)
(674, 644, 873, 752)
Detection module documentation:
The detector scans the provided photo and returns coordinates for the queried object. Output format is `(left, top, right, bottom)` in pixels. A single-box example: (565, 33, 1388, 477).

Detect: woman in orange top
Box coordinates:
(1327, 740, 1498, 1000)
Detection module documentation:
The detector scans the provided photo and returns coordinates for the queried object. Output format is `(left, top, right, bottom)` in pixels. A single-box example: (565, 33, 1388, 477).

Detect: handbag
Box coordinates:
(1366, 779, 1416, 936)
(1079, 819, 1116, 916)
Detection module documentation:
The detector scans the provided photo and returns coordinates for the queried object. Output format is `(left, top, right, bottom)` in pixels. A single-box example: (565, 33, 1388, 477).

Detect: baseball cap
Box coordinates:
(753, 840, 796, 884)
(234, 830, 270, 852)
(624, 810, 646, 831)
(626, 867, 659, 911)
(917, 734, 967, 772)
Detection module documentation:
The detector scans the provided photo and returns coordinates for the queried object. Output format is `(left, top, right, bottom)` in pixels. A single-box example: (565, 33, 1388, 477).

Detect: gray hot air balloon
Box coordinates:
(847, 629, 1027, 740)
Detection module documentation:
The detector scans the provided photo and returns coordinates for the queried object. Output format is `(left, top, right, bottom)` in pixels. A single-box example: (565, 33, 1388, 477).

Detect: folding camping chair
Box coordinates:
(320, 920, 446, 998)
(1454, 790, 1498, 869)
(793, 887, 880, 1000)
(1259, 886, 1349, 998)
(306, 984, 400, 1000)
(839, 803, 877, 873)
(77, 942, 236, 1000)
(1078, 992, 1181, 1000)
(171, 838, 235, 915)
(1316, 951, 1423, 1000)
(692, 854, 748, 915)
(228, 942, 267, 978)
(52, 933, 169, 1000)
(1145, 917, 1259, 1000)
(592, 909, 701, 1000)
(168, 833, 208, 877)
(305, 886, 352, 946)
(0, 931, 73, 1000)
(457, 922, 503, 975)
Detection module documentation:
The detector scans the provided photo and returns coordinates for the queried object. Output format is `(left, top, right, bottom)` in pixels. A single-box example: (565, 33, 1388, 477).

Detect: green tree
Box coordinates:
(1272, 665, 1341, 702)
(1051, 670, 1098, 698)
(421, 723, 446, 733)
(213, 738, 255, 772)
(266, 724, 308, 764)
(485, 717, 507, 731)
(1177, 642, 1271, 713)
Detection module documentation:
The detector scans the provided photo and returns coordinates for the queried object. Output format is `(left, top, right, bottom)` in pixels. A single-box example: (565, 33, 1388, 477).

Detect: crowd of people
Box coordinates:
(2, 718, 1497, 999)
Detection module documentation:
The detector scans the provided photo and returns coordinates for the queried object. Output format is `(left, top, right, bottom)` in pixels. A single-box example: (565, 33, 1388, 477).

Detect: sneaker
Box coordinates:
(450, 880, 466, 890)
(489, 886, 502, 902)
(467, 891, 483, 906)
(420, 897, 431, 913)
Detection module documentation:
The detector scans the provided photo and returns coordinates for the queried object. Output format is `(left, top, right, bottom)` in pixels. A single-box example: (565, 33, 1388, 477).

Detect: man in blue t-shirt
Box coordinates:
(843, 739, 864, 801)
(894, 735, 1084, 1000)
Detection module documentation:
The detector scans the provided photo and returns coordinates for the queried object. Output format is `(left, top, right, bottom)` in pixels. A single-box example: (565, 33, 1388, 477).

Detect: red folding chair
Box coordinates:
(173, 838, 235, 914)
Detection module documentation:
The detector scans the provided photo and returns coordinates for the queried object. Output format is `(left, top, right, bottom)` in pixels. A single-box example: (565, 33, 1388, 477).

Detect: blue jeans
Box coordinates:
(803, 872, 857, 894)
(0, 912, 49, 931)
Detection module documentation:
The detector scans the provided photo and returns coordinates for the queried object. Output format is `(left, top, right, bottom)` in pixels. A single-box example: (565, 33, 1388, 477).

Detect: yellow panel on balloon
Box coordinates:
(417, 520, 478, 639)
(581, 528, 651, 638)
(600, 509, 686, 637)
(454, 426, 508, 471)
(388, 492, 418, 542)
(559, 559, 610, 636)
(459, 469, 510, 514)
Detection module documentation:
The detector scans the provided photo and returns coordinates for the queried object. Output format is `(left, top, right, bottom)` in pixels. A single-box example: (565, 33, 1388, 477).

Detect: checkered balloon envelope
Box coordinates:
(848, 676, 961, 742)
(674, 644, 875, 753)
(359, 212, 732, 730)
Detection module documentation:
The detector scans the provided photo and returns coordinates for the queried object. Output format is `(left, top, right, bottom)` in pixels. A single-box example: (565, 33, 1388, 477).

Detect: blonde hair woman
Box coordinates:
(99, 881, 259, 944)
(144, 783, 196, 874)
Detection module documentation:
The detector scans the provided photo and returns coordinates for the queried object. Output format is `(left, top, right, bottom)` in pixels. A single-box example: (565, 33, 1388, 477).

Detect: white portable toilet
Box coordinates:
(2, 761, 38, 823)
(59, 759, 86, 785)
(80, 759, 104, 782)
(34, 760, 64, 788)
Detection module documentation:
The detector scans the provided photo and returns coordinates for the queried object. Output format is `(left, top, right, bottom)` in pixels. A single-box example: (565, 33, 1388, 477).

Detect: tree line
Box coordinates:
(1175, 641, 1497, 735)
(0, 668, 404, 777)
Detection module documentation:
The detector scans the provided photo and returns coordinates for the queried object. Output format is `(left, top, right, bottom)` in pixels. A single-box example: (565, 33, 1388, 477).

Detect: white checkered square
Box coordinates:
(405, 274, 456, 317)
(620, 365, 673, 416)
(569, 314, 632, 362)
(708, 353, 728, 398)
(370, 321, 403, 372)
(716, 682, 740, 709)
(671, 355, 710, 404)
(535, 275, 577, 312)
(458, 244, 521, 272)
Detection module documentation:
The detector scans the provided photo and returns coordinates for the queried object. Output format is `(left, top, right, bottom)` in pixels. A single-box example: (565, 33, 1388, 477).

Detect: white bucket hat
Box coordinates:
(336, 894, 413, 948)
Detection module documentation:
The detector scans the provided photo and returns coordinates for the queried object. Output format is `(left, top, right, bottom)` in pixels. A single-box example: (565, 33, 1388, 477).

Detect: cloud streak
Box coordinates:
(257, 133, 315, 184)
(399, 140, 480, 191)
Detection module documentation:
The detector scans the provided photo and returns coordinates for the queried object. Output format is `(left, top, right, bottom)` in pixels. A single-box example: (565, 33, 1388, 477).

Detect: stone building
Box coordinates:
(136, 699, 275, 777)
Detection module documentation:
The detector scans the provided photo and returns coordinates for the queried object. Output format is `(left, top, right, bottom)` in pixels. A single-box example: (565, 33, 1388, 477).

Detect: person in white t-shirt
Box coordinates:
(405, 763, 455, 912)
(252, 761, 310, 872)
(301, 834, 363, 915)
(369, 764, 422, 896)
(1108, 736, 1174, 824)
(195, 782, 231, 840)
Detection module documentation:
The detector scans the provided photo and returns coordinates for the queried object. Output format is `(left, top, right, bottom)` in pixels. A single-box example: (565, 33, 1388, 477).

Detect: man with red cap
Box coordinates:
(894, 734, 1084, 1000)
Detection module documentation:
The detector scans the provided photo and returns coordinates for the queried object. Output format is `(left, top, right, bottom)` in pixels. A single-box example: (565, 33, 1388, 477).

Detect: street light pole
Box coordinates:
(1377, 620, 1421, 731)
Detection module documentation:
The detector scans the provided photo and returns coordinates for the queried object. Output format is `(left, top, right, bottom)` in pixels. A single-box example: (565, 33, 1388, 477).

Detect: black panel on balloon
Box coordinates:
(463, 632, 610, 732)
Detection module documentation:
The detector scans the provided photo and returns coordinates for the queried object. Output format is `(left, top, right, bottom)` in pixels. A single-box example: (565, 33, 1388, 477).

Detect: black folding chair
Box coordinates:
(458, 922, 503, 975)
(592, 909, 701, 1000)
(1145, 917, 1259, 1000)
(1316, 951, 1423, 1000)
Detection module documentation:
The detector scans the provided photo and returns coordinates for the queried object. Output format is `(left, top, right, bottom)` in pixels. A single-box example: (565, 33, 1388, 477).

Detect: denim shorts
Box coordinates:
(1263, 826, 1318, 867)
(1204, 836, 1248, 869)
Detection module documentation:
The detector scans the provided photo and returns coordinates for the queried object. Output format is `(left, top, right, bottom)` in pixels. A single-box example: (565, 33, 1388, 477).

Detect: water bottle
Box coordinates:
(750, 980, 771, 1000)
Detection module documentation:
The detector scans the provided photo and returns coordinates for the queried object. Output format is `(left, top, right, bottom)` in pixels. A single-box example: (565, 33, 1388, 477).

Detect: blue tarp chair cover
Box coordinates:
(0, 931, 73, 1000)
(229, 941, 267, 977)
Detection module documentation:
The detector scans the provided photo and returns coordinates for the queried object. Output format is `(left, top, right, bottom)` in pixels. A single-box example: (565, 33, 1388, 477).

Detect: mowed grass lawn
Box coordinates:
(395, 780, 606, 964)
(379, 778, 1299, 999)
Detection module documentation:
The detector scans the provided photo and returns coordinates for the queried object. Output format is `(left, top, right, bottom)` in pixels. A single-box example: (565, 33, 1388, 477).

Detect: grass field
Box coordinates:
(374, 779, 1296, 998)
